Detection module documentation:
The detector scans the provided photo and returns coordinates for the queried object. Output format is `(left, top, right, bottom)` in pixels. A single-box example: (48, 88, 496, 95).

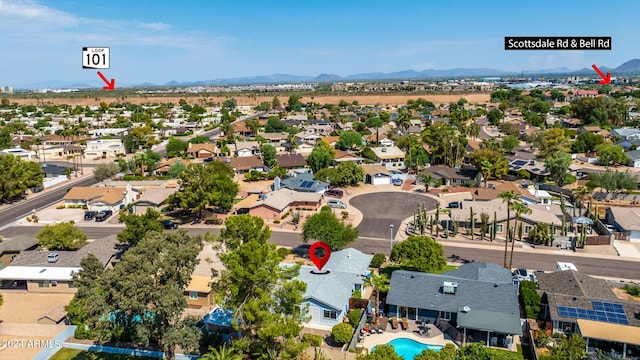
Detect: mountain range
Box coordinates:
(15, 59, 640, 90)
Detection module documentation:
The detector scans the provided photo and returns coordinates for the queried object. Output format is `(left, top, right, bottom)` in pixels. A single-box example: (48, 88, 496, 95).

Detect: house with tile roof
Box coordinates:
(275, 153, 307, 170)
(386, 262, 522, 349)
(226, 155, 264, 174)
(132, 187, 178, 214)
(449, 198, 565, 239)
(63, 185, 138, 213)
(186, 143, 218, 159)
(249, 188, 322, 220)
(370, 146, 405, 169)
(230, 141, 260, 157)
(294, 248, 372, 327)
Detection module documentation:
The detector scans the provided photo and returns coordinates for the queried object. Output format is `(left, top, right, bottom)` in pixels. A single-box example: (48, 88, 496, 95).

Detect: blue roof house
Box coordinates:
(294, 248, 372, 328)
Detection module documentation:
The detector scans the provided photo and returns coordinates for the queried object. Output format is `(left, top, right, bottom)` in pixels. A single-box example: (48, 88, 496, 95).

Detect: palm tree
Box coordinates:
(479, 160, 494, 188)
(397, 109, 411, 133)
(365, 272, 390, 322)
(509, 201, 531, 269)
(201, 344, 243, 360)
(572, 186, 590, 216)
(499, 190, 518, 268)
(421, 173, 435, 192)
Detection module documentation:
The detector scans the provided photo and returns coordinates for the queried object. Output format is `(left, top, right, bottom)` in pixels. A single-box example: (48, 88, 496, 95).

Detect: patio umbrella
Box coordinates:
(572, 216, 594, 225)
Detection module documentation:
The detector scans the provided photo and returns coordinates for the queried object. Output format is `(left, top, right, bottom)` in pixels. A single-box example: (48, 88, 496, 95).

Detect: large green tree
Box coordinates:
(336, 131, 364, 150)
(0, 154, 44, 202)
(314, 161, 364, 187)
(390, 235, 446, 273)
(83, 231, 203, 359)
(213, 215, 307, 359)
(596, 143, 627, 166)
(307, 141, 336, 174)
(535, 128, 570, 158)
(302, 206, 358, 250)
(587, 170, 638, 193)
(37, 221, 88, 250)
(469, 148, 508, 186)
(260, 144, 276, 167)
(117, 208, 163, 245)
(544, 152, 573, 187)
(165, 138, 188, 158)
(93, 162, 120, 181)
(65, 254, 105, 339)
(422, 122, 467, 167)
(169, 161, 238, 217)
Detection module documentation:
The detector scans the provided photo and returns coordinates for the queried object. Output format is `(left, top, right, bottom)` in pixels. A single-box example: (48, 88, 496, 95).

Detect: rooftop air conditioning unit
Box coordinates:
(381, 148, 387, 152)
(443, 281, 458, 294)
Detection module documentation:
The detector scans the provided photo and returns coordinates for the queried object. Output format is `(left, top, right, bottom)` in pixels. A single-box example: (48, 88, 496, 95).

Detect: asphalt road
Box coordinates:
(349, 192, 438, 238)
(6, 225, 637, 280)
(0, 176, 98, 228)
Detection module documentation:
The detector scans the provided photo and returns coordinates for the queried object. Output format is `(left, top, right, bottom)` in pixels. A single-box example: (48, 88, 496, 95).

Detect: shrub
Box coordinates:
(351, 290, 361, 299)
(273, 219, 280, 224)
(341, 211, 349, 220)
(520, 280, 541, 319)
(370, 253, 385, 268)
(302, 333, 323, 347)
(347, 309, 362, 326)
(332, 323, 353, 345)
(624, 284, 640, 296)
(276, 247, 290, 260)
(204, 217, 223, 225)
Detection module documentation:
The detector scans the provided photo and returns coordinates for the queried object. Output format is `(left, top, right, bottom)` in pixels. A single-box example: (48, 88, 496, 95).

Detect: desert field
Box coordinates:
(9, 93, 491, 107)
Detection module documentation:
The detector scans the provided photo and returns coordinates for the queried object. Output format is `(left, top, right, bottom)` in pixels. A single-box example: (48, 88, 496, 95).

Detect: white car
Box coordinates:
(327, 200, 347, 209)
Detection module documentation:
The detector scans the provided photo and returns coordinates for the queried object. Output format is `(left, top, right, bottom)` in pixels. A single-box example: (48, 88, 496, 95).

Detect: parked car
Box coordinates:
(84, 211, 97, 220)
(95, 210, 113, 222)
(447, 201, 461, 209)
(513, 268, 538, 284)
(325, 189, 344, 198)
(47, 253, 60, 263)
(392, 178, 403, 186)
(327, 200, 347, 209)
(162, 220, 179, 229)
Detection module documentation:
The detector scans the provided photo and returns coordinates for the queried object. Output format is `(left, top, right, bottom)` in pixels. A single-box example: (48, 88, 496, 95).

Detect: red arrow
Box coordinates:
(591, 64, 611, 85)
(97, 71, 115, 90)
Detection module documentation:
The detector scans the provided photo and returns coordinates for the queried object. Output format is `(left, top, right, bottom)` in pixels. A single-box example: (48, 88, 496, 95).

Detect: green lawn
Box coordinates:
(50, 348, 159, 360)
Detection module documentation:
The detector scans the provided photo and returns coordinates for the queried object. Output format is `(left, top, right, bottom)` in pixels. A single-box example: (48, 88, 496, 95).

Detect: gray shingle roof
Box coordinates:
(387, 269, 519, 316)
(10, 235, 123, 268)
(444, 262, 513, 284)
(294, 248, 372, 310)
(0, 235, 38, 253)
(280, 173, 328, 192)
(457, 309, 523, 335)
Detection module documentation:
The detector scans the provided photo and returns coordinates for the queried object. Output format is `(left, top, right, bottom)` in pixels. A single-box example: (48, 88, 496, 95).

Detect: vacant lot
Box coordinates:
(10, 93, 491, 107)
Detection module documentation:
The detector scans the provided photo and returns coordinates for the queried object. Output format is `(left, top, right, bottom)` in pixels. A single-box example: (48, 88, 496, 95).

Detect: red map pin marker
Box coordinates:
(309, 242, 331, 271)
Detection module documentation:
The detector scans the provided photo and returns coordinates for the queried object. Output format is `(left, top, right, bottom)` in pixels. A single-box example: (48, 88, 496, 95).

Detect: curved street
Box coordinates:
(349, 191, 438, 239)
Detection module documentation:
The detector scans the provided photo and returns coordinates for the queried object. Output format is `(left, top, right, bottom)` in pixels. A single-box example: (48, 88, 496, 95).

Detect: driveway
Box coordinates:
(349, 192, 438, 239)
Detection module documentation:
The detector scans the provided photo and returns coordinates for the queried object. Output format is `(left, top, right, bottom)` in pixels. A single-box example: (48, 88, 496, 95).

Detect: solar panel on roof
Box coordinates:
(531, 168, 539, 172)
(513, 166, 521, 170)
(300, 181, 314, 188)
(513, 160, 527, 166)
(558, 302, 629, 325)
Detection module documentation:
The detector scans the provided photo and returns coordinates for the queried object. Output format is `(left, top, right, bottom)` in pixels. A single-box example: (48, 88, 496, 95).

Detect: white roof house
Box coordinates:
(0, 266, 80, 281)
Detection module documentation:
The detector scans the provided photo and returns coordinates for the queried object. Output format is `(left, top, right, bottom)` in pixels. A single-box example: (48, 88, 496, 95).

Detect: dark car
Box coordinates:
(95, 210, 113, 222)
(325, 189, 344, 198)
(162, 220, 179, 229)
(84, 211, 97, 220)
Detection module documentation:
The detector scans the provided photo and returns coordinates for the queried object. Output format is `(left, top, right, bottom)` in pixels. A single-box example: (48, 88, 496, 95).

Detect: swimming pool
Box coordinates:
(373, 338, 443, 359)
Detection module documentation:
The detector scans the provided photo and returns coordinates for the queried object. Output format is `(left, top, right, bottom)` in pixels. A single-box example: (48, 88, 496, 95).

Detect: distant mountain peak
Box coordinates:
(616, 59, 640, 73)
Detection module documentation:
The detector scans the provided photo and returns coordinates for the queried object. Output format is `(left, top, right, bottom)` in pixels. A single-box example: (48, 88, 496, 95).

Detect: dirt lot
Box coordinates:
(10, 93, 491, 107)
(0, 291, 74, 324)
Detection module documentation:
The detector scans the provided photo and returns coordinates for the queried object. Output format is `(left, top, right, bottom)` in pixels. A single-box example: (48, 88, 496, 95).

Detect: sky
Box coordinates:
(1, 0, 639, 87)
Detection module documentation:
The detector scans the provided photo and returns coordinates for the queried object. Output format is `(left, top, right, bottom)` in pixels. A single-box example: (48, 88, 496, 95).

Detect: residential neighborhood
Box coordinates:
(3, 2, 640, 359)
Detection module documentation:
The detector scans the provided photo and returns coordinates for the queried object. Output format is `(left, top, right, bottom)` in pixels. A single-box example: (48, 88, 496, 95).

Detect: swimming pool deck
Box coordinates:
(360, 320, 457, 352)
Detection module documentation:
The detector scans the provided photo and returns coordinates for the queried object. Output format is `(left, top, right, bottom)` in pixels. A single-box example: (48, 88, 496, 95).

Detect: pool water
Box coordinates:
(373, 337, 443, 359)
